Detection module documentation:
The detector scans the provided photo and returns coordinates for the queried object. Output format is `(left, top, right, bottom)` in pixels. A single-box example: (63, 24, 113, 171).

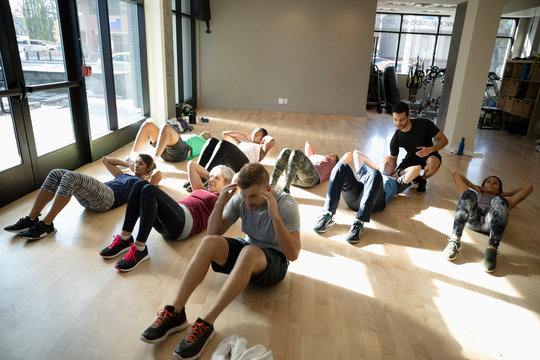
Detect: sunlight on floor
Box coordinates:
(433, 279, 540, 359)
(411, 205, 453, 235)
(289, 249, 375, 298)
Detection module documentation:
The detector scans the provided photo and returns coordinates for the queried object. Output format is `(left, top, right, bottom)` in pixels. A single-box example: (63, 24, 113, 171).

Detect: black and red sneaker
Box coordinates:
(99, 235, 133, 259)
(140, 305, 188, 343)
(115, 243, 149, 272)
(173, 318, 214, 360)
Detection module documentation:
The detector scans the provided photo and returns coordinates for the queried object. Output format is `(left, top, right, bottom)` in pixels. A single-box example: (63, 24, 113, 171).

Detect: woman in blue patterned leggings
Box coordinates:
(443, 172, 533, 272)
(4, 155, 160, 240)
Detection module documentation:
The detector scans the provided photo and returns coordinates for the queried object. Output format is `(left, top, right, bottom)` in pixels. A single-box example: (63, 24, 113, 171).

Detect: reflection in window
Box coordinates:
(373, 32, 398, 71)
(108, 0, 144, 129)
(397, 34, 436, 74)
(28, 90, 76, 156)
(490, 19, 517, 78)
(434, 35, 451, 69)
(402, 15, 438, 34)
(77, 0, 108, 138)
(375, 13, 453, 74)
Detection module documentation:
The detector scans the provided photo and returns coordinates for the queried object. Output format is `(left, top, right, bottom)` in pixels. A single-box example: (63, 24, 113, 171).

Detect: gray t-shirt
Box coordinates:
(223, 187, 300, 252)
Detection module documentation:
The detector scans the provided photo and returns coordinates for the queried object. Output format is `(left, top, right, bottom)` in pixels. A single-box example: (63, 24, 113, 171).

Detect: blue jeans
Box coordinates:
(323, 163, 386, 223)
(122, 179, 186, 243)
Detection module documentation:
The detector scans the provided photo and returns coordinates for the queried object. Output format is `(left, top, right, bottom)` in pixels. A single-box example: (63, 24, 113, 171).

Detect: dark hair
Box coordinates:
(258, 127, 268, 137)
(237, 162, 269, 189)
(138, 154, 156, 173)
(392, 101, 410, 116)
(482, 175, 503, 194)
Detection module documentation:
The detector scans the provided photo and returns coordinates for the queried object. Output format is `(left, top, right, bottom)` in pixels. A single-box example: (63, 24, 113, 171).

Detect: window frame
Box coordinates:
(375, 12, 454, 74)
(172, 0, 197, 108)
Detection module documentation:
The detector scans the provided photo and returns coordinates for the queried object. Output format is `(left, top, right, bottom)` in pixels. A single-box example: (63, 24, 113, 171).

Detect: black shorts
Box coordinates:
(397, 151, 442, 172)
(151, 137, 191, 162)
(211, 237, 289, 287)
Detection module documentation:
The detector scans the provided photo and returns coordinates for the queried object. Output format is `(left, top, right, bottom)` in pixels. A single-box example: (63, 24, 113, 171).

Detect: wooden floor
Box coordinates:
(1, 109, 539, 360)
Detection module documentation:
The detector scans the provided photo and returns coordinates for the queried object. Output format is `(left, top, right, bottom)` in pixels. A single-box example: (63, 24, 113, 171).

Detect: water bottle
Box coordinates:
(457, 137, 465, 155)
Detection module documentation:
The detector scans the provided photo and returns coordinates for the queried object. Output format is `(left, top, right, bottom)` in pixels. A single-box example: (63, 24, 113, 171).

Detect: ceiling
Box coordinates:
(376, 0, 540, 17)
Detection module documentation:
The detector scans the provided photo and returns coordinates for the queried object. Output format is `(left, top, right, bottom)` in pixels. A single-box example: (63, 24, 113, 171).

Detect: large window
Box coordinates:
(77, 0, 148, 139)
(375, 13, 518, 79)
(489, 18, 518, 78)
(374, 13, 454, 74)
(172, 0, 196, 106)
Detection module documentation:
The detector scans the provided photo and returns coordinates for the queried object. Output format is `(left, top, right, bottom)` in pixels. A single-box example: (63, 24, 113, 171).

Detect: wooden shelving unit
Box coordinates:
(497, 59, 540, 138)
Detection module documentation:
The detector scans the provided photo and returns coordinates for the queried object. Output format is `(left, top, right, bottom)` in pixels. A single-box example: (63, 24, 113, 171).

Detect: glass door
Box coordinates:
(0, 0, 85, 206)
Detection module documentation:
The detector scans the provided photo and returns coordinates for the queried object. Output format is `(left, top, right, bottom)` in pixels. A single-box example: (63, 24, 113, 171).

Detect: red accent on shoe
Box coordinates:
(109, 235, 124, 248)
(186, 321, 211, 344)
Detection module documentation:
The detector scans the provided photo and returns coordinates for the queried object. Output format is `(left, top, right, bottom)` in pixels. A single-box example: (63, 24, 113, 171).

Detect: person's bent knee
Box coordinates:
(461, 189, 477, 201)
(236, 245, 265, 268)
(290, 149, 303, 160)
(278, 148, 291, 158)
(141, 119, 157, 130)
(198, 235, 229, 262)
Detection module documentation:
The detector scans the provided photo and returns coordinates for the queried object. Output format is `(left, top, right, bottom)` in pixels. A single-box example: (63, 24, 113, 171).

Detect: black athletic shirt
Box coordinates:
(390, 118, 441, 159)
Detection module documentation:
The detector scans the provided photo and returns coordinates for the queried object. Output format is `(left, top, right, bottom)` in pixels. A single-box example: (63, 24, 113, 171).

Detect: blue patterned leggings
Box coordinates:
(452, 190, 509, 248)
(41, 169, 114, 212)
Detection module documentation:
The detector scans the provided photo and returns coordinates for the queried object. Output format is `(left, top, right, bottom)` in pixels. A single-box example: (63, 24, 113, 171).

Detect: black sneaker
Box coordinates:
(115, 244, 149, 272)
(140, 306, 188, 344)
(4, 216, 39, 233)
(345, 220, 365, 244)
(100, 235, 134, 259)
(173, 318, 215, 360)
(416, 179, 427, 195)
(482, 247, 498, 273)
(183, 181, 191, 188)
(313, 211, 334, 233)
(19, 221, 56, 240)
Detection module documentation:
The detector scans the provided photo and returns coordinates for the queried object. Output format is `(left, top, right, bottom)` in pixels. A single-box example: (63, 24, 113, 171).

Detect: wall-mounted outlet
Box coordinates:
(278, 98, 284, 104)
(283, 98, 288, 104)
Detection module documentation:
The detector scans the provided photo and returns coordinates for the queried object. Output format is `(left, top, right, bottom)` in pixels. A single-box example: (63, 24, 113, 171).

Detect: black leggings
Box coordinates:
(197, 138, 249, 173)
(122, 179, 186, 243)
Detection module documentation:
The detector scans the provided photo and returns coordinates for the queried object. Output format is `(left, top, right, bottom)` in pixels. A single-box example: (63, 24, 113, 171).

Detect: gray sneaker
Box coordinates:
(345, 220, 365, 244)
(313, 212, 334, 233)
(443, 237, 461, 260)
(482, 248, 498, 273)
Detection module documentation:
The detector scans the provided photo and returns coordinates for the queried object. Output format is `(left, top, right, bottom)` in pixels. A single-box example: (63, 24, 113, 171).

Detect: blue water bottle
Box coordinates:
(457, 137, 465, 155)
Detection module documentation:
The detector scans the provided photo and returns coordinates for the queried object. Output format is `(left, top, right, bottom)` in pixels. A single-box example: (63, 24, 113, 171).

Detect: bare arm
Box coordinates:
(339, 151, 354, 164)
(504, 185, 534, 209)
(187, 160, 210, 191)
(416, 130, 449, 158)
(453, 172, 481, 194)
(199, 131, 212, 139)
(207, 183, 237, 235)
(353, 150, 378, 171)
(400, 165, 422, 184)
(261, 190, 301, 261)
(148, 169, 162, 185)
(259, 135, 275, 161)
(305, 141, 316, 157)
(102, 156, 126, 178)
(222, 131, 250, 145)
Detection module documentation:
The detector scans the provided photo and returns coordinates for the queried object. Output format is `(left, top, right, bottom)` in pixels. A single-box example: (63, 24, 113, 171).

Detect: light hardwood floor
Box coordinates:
(1, 109, 539, 360)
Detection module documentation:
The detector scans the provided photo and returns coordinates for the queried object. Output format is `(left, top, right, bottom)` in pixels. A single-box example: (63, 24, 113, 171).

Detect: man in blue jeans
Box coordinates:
(313, 150, 421, 244)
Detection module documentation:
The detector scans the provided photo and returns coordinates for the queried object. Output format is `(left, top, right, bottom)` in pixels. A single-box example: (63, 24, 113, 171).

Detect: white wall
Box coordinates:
(197, 0, 377, 116)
